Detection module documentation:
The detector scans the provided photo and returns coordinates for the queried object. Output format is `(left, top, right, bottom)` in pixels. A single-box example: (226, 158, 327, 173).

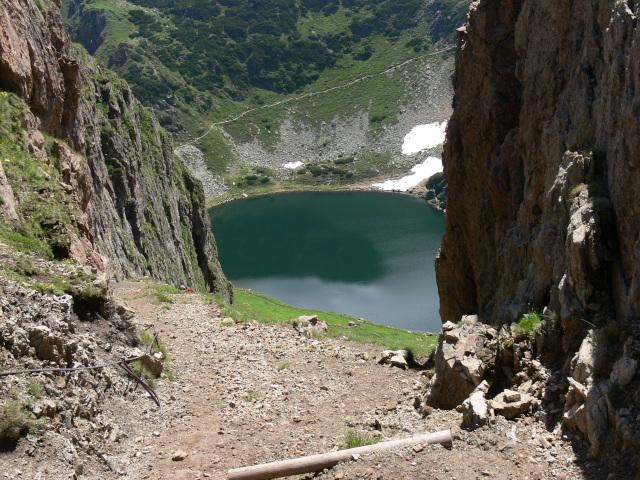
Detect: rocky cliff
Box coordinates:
(432, 0, 640, 460)
(438, 0, 639, 333)
(0, 0, 231, 300)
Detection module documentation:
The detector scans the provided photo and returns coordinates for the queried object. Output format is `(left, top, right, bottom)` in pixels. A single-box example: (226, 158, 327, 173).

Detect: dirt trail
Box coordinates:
(175, 46, 456, 151)
(110, 282, 614, 480)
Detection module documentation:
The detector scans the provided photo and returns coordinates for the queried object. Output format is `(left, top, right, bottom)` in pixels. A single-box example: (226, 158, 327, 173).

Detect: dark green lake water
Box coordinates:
(209, 192, 445, 333)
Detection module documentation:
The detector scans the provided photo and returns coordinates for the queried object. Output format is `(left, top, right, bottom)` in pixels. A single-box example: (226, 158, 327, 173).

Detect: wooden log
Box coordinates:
(228, 429, 452, 480)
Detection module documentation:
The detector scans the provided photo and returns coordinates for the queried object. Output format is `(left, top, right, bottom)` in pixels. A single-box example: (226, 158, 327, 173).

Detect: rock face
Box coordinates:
(436, 0, 638, 329)
(0, 0, 231, 300)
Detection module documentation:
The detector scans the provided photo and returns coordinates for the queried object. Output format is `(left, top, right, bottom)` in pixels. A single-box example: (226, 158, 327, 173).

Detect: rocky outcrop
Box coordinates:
(424, 317, 640, 459)
(435, 0, 640, 460)
(437, 0, 638, 326)
(0, 0, 231, 300)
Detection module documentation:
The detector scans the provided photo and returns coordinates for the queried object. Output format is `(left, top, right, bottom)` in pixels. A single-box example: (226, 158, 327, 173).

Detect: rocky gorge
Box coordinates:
(1, 0, 639, 478)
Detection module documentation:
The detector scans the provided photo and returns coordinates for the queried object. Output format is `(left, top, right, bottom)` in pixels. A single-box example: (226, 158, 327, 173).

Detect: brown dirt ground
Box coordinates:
(4, 281, 626, 480)
(101, 282, 629, 480)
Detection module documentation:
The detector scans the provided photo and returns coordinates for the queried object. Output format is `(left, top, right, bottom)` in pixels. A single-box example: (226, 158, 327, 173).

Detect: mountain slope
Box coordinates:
(62, 0, 470, 195)
(0, 0, 231, 299)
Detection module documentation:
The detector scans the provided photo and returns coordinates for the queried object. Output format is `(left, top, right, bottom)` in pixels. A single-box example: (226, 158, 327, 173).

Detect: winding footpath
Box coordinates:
(175, 46, 457, 151)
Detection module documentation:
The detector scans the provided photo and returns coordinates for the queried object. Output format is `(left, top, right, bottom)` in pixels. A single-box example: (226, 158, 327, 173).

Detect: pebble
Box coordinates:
(172, 450, 189, 461)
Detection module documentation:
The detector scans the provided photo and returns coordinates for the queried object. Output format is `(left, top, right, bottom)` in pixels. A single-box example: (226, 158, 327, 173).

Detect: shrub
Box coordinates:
(0, 402, 42, 445)
(607, 382, 624, 408)
(28, 380, 44, 399)
(335, 157, 354, 165)
(514, 311, 542, 339)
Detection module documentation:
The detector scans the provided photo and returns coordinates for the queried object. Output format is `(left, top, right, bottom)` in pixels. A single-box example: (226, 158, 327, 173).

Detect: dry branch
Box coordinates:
(228, 429, 452, 480)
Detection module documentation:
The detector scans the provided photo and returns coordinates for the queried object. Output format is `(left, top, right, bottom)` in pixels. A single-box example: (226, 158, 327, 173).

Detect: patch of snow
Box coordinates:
(283, 161, 304, 169)
(402, 121, 447, 155)
(373, 157, 443, 191)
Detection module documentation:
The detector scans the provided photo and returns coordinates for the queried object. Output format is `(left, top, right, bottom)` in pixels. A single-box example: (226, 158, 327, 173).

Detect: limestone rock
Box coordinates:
(570, 334, 596, 384)
(293, 315, 329, 337)
(461, 380, 490, 430)
(490, 390, 533, 420)
(172, 450, 189, 461)
(140, 353, 163, 377)
(0, 0, 232, 300)
(435, 0, 639, 347)
(610, 355, 637, 387)
(376, 349, 411, 368)
(0, 161, 20, 228)
(426, 321, 492, 409)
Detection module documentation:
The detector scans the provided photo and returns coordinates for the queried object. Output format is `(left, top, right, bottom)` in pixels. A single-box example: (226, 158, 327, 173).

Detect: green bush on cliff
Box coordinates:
(514, 311, 542, 339)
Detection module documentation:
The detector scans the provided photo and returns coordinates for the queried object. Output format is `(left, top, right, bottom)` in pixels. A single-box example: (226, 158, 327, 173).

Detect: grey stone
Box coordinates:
(490, 390, 533, 419)
(570, 333, 596, 384)
(610, 354, 637, 387)
(461, 381, 490, 429)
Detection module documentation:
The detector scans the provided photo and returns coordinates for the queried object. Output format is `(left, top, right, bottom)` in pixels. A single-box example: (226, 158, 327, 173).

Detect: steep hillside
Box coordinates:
(434, 0, 640, 460)
(61, 0, 470, 195)
(0, 0, 231, 299)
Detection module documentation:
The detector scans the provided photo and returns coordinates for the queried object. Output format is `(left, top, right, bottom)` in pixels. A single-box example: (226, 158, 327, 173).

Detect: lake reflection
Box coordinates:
(210, 192, 444, 332)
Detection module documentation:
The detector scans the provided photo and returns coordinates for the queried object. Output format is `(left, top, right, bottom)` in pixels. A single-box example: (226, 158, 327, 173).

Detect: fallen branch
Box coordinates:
(118, 360, 163, 414)
(228, 429, 452, 480)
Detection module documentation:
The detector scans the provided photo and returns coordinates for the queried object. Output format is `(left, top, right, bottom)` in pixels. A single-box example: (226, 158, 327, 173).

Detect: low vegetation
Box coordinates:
(340, 428, 381, 449)
(514, 311, 542, 339)
(219, 289, 438, 358)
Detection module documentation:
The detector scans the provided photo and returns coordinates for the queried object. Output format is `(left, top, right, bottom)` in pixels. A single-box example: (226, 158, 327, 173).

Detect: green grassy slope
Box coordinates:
(62, 0, 469, 185)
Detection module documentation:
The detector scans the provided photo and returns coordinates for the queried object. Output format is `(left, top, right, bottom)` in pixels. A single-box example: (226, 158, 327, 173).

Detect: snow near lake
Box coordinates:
(373, 121, 447, 191)
(373, 156, 443, 191)
(283, 161, 304, 169)
(401, 121, 447, 155)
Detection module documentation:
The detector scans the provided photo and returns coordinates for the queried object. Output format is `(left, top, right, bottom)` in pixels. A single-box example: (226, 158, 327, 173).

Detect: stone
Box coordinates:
(570, 334, 596, 384)
(442, 321, 456, 331)
(140, 353, 163, 377)
(348, 321, 360, 327)
(426, 322, 490, 409)
(389, 355, 408, 369)
(172, 450, 189, 461)
(565, 378, 587, 406)
(460, 314, 480, 324)
(461, 383, 490, 430)
(610, 354, 637, 387)
(376, 349, 411, 367)
(503, 390, 521, 402)
(490, 390, 533, 419)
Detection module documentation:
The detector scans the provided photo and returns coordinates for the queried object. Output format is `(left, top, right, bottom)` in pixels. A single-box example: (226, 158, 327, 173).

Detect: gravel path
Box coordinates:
(101, 282, 617, 480)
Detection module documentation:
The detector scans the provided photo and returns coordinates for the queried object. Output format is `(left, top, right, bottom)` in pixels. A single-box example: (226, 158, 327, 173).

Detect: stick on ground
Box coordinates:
(228, 429, 452, 480)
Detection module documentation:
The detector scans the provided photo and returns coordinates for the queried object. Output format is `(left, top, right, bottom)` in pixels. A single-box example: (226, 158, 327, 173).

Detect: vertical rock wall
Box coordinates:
(0, 0, 231, 300)
(437, 0, 640, 331)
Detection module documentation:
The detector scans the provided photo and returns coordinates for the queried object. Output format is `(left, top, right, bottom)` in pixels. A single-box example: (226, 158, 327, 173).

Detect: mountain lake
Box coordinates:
(209, 191, 445, 333)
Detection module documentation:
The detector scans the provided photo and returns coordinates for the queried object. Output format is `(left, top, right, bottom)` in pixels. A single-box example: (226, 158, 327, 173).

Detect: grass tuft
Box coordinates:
(0, 401, 43, 445)
(276, 363, 291, 372)
(514, 311, 542, 339)
(339, 429, 381, 450)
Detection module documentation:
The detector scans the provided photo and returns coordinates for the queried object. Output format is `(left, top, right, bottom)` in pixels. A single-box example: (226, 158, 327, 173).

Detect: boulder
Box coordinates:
(610, 354, 637, 387)
(426, 322, 491, 409)
(376, 349, 411, 368)
(490, 389, 533, 419)
(570, 333, 596, 384)
(461, 381, 490, 429)
(293, 315, 328, 337)
(140, 353, 163, 377)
